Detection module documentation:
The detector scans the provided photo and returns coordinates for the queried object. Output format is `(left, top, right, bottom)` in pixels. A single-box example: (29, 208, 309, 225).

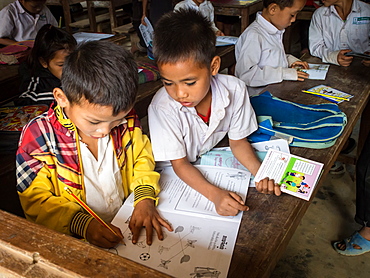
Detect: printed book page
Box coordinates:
(111, 165, 250, 278)
(72, 32, 114, 44)
(200, 139, 290, 187)
(254, 149, 324, 201)
(305, 84, 353, 104)
(300, 63, 330, 80)
(139, 17, 154, 47)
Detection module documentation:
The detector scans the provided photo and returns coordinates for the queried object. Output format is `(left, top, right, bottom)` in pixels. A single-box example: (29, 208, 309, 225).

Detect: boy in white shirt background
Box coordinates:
(235, 0, 309, 96)
(174, 0, 224, 36)
(309, 0, 370, 67)
(0, 0, 57, 46)
(149, 9, 279, 217)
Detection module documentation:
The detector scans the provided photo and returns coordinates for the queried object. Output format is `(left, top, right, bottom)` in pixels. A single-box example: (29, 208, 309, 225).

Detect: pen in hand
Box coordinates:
(65, 187, 126, 245)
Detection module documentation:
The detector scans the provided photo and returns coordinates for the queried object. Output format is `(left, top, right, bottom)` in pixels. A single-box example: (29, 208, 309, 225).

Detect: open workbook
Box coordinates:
(111, 165, 250, 278)
(254, 149, 324, 201)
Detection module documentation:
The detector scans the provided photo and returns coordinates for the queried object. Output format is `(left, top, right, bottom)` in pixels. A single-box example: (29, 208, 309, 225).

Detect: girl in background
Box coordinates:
(15, 24, 76, 106)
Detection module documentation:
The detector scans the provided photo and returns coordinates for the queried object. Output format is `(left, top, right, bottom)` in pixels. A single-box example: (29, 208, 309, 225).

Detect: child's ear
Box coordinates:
(39, 57, 48, 69)
(210, 56, 221, 76)
(53, 88, 69, 108)
(268, 3, 279, 15)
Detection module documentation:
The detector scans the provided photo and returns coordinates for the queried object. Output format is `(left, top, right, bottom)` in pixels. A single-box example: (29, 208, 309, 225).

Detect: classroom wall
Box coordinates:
(0, 0, 14, 10)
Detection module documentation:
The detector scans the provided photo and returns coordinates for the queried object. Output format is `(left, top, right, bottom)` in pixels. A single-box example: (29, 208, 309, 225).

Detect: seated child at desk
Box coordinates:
(16, 24, 76, 106)
(0, 0, 58, 46)
(16, 41, 172, 248)
(309, 0, 370, 67)
(148, 9, 279, 217)
(174, 0, 224, 36)
(235, 0, 309, 96)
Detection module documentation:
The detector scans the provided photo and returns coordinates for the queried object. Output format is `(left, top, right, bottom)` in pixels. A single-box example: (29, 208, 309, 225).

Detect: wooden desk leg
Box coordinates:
(240, 9, 249, 33)
(108, 2, 118, 33)
(87, 1, 98, 32)
(61, 0, 72, 33)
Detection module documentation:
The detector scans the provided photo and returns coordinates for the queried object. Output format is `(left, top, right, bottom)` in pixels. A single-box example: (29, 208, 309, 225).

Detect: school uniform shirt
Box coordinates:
(174, 0, 220, 33)
(0, 0, 58, 42)
(148, 74, 258, 163)
(80, 133, 125, 223)
(309, 0, 370, 65)
(235, 12, 299, 95)
(17, 62, 59, 106)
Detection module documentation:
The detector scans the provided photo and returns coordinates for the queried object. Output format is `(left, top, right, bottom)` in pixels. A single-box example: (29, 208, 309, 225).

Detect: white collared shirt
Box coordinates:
(235, 12, 299, 95)
(148, 74, 258, 163)
(0, 0, 58, 42)
(309, 0, 370, 65)
(80, 134, 125, 223)
(174, 0, 220, 33)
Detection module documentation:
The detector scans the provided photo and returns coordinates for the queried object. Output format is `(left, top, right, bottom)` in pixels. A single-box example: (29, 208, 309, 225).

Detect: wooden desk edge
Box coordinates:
(0, 210, 172, 278)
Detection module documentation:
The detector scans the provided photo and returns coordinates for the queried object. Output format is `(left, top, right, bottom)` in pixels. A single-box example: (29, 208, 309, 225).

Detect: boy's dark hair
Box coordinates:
(28, 24, 76, 74)
(263, 0, 295, 8)
(153, 8, 216, 68)
(61, 40, 138, 115)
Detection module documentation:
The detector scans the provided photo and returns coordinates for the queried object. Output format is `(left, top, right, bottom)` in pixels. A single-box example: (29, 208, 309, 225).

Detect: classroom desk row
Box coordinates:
(1, 54, 369, 277)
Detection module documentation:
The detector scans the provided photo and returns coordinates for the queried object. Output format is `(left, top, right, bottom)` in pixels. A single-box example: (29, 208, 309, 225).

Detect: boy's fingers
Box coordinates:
(145, 224, 153, 245)
(157, 216, 173, 232)
(274, 183, 282, 196)
(228, 193, 249, 212)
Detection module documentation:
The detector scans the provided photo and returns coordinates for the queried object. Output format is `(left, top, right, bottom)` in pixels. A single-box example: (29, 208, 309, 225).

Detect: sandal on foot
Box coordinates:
(333, 231, 370, 256)
(341, 137, 356, 154)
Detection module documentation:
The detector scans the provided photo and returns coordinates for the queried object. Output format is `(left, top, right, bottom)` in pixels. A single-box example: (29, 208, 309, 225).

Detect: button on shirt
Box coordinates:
(0, 0, 58, 42)
(309, 0, 370, 65)
(174, 0, 220, 33)
(80, 134, 125, 223)
(148, 74, 258, 163)
(235, 12, 299, 95)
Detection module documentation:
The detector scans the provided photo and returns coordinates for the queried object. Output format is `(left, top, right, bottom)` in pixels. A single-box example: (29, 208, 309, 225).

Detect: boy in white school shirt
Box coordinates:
(148, 9, 280, 217)
(309, 0, 370, 67)
(174, 0, 224, 36)
(0, 0, 57, 46)
(235, 0, 309, 96)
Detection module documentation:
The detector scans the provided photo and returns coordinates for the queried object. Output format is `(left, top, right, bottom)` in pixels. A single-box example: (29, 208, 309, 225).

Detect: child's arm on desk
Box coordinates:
(171, 157, 249, 216)
(229, 138, 281, 196)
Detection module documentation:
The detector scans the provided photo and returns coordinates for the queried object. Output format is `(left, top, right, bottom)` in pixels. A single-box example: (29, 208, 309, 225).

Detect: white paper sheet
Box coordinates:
(139, 17, 154, 47)
(72, 32, 114, 44)
(111, 165, 250, 278)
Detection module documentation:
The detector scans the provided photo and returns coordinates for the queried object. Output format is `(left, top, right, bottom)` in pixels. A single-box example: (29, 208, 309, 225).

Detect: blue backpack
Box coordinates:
(248, 91, 347, 148)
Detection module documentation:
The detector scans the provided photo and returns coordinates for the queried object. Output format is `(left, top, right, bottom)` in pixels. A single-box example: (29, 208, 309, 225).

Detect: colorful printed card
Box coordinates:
(304, 85, 353, 104)
(254, 149, 324, 201)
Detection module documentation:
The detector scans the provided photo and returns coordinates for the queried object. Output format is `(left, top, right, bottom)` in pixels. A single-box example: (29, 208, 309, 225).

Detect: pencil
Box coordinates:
(64, 187, 125, 245)
(301, 90, 350, 101)
(58, 16, 62, 28)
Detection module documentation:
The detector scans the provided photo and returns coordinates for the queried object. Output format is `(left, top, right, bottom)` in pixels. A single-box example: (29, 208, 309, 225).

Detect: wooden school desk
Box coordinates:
(0, 57, 368, 276)
(211, 0, 263, 33)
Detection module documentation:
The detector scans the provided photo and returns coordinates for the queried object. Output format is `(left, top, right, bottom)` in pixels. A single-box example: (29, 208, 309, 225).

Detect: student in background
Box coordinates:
(333, 132, 370, 256)
(309, 0, 370, 67)
(149, 9, 279, 217)
(16, 41, 172, 248)
(141, 0, 172, 28)
(235, 0, 309, 96)
(0, 0, 58, 46)
(15, 24, 76, 106)
(174, 0, 224, 36)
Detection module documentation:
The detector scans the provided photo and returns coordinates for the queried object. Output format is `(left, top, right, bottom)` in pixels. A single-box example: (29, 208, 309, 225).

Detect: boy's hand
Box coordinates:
(255, 177, 281, 196)
(210, 188, 249, 216)
(291, 61, 309, 69)
(86, 219, 124, 248)
(362, 52, 370, 67)
(216, 30, 225, 36)
(129, 198, 173, 245)
(337, 49, 353, 67)
(296, 70, 309, 81)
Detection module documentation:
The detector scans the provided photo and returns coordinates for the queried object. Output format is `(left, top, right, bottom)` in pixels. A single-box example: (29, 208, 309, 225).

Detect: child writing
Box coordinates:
(0, 0, 58, 46)
(148, 9, 279, 217)
(309, 0, 370, 67)
(174, 0, 224, 36)
(16, 41, 172, 248)
(16, 24, 76, 106)
(235, 0, 309, 96)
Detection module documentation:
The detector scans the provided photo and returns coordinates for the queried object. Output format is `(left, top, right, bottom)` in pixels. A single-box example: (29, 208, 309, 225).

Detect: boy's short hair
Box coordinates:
(263, 0, 295, 8)
(153, 8, 216, 68)
(61, 41, 138, 115)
